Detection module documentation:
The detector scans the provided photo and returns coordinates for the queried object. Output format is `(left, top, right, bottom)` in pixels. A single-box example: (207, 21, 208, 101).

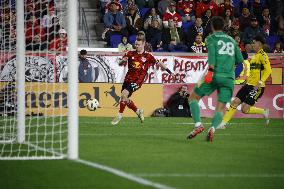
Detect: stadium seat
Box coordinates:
(182, 22, 194, 33)
(266, 35, 280, 50)
(128, 34, 137, 45)
(110, 34, 122, 48)
(139, 8, 150, 19)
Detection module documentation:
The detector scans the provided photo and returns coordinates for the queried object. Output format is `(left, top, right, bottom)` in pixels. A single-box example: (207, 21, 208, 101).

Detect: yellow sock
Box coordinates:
(248, 106, 265, 114)
(223, 105, 237, 124)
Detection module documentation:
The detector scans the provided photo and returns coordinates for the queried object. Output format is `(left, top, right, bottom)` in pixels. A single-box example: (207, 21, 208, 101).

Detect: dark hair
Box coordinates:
(253, 35, 265, 45)
(242, 51, 248, 60)
(210, 16, 225, 31)
(80, 49, 87, 55)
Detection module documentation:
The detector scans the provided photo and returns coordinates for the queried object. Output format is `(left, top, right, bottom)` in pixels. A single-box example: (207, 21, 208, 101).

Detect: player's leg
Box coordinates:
(187, 82, 215, 139)
(241, 87, 269, 126)
(218, 84, 251, 129)
(111, 88, 130, 125)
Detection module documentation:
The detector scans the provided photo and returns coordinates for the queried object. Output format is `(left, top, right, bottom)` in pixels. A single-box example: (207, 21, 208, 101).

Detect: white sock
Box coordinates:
(210, 127, 215, 133)
(118, 113, 122, 118)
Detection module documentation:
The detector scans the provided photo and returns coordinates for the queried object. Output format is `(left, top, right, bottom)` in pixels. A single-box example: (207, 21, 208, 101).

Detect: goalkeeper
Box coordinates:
(218, 35, 272, 129)
(186, 16, 244, 142)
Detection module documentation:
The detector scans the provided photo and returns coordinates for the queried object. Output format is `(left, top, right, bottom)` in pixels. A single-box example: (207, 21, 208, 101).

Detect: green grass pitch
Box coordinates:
(1, 117, 284, 189)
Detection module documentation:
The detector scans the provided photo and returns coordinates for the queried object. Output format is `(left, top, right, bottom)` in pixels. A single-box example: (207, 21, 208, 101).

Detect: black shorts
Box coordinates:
(121, 82, 140, 97)
(236, 84, 265, 106)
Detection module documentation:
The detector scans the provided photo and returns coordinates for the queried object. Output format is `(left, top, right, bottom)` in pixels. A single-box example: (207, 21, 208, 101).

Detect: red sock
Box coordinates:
(127, 100, 138, 113)
(119, 100, 127, 113)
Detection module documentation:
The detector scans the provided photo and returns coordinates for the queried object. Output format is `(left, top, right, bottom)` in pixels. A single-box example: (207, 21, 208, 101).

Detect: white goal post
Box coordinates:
(0, 0, 78, 160)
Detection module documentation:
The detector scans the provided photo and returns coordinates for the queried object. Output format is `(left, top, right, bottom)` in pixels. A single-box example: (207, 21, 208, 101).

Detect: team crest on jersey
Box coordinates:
(133, 61, 141, 68)
(141, 57, 147, 62)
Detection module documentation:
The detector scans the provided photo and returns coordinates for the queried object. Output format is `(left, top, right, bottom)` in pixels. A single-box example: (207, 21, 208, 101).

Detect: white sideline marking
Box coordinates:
(135, 173, 284, 178)
(74, 158, 175, 189)
(80, 133, 284, 137)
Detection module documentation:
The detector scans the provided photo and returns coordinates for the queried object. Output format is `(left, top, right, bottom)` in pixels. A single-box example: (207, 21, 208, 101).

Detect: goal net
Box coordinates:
(0, 0, 78, 160)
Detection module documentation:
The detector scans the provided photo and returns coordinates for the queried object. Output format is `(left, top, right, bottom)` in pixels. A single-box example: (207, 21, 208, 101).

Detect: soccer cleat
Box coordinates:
(207, 127, 214, 142)
(137, 109, 144, 123)
(186, 125, 205, 139)
(111, 114, 122, 125)
(263, 108, 270, 126)
(216, 121, 226, 130)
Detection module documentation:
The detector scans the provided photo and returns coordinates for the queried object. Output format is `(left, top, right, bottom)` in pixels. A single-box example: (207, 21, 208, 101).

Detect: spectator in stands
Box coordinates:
(276, 12, 284, 37)
(234, 34, 246, 53)
(25, 15, 46, 51)
(166, 85, 191, 117)
(123, 0, 139, 16)
(189, 34, 207, 53)
(195, 0, 218, 18)
(162, 19, 187, 52)
(118, 35, 133, 52)
(135, 0, 155, 9)
(223, 9, 234, 33)
(125, 5, 143, 35)
(163, 2, 182, 28)
(179, 0, 196, 23)
(41, 6, 60, 42)
(158, 0, 173, 16)
(105, 0, 123, 13)
(144, 8, 162, 30)
(228, 19, 241, 37)
(242, 17, 264, 52)
(202, 9, 213, 37)
(136, 31, 153, 52)
(238, 0, 252, 17)
(49, 28, 68, 52)
(186, 17, 204, 47)
(273, 41, 283, 53)
(259, 7, 270, 36)
(239, 7, 253, 31)
(103, 2, 128, 47)
(251, 0, 262, 22)
(78, 50, 94, 83)
(145, 19, 163, 51)
(218, 0, 234, 17)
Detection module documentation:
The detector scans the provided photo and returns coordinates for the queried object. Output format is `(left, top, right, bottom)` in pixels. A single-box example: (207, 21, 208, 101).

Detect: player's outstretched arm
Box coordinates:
(119, 56, 128, 66)
(157, 60, 174, 76)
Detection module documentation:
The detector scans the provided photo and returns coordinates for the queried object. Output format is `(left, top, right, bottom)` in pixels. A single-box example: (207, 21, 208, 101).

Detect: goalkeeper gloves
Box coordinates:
(204, 67, 214, 83)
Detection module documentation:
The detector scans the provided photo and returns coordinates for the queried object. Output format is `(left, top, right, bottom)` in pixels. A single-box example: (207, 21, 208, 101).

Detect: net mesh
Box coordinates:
(0, 0, 69, 159)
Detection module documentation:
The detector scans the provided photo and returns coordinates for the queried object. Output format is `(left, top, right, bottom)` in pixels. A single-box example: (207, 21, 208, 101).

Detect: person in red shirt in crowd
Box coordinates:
(189, 34, 207, 53)
(49, 28, 68, 52)
(218, 0, 234, 16)
(25, 15, 46, 50)
(163, 2, 182, 28)
(105, 0, 122, 13)
(177, 0, 196, 23)
(111, 37, 173, 125)
(195, 0, 218, 18)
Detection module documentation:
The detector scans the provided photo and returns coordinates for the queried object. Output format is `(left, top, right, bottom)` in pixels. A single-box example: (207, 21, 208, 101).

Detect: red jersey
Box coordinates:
(163, 11, 182, 28)
(218, 3, 234, 16)
(196, 0, 218, 17)
(123, 50, 157, 86)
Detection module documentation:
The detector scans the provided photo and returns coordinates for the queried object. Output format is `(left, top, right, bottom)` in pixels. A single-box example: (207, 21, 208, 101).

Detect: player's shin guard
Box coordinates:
(119, 100, 127, 113)
(223, 105, 237, 124)
(247, 106, 265, 114)
(189, 99, 201, 123)
(127, 100, 138, 112)
(212, 111, 223, 129)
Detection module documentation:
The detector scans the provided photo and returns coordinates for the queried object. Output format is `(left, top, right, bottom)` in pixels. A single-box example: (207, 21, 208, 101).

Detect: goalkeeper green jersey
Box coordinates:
(205, 31, 244, 79)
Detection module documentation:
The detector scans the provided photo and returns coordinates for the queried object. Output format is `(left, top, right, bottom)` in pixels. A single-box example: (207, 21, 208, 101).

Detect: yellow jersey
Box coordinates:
(247, 49, 272, 87)
(235, 60, 250, 84)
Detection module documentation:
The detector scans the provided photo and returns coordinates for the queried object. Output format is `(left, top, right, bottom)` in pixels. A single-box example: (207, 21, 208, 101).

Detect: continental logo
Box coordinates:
(250, 63, 264, 70)
(25, 87, 100, 108)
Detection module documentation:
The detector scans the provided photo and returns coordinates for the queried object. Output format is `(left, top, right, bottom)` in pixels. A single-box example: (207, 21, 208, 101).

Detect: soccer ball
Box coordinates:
(86, 99, 99, 111)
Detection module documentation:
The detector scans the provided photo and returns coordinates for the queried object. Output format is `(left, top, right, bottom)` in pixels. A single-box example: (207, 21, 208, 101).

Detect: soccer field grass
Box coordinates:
(1, 117, 284, 189)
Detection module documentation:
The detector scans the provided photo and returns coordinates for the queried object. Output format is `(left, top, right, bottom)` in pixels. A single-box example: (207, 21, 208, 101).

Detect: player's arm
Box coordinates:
(259, 53, 272, 84)
(204, 36, 215, 83)
(119, 52, 129, 66)
(157, 60, 174, 75)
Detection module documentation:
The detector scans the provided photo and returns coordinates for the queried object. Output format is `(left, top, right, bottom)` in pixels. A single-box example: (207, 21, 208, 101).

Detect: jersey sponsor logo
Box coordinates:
(141, 57, 147, 62)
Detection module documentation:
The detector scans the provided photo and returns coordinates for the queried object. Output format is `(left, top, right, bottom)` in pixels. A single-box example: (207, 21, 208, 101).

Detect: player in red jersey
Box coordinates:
(111, 37, 173, 125)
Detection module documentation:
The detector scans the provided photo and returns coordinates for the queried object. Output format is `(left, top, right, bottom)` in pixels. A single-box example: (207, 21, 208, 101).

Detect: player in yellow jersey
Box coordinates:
(218, 35, 272, 129)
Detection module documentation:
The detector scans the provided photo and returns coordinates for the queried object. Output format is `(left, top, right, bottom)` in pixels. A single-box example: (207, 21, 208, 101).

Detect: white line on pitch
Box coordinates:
(134, 173, 284, 178)
(74, 159, 175, 189)
(79, 133, 284, 137)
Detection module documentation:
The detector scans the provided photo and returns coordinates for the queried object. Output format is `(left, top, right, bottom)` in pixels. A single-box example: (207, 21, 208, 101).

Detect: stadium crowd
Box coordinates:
(0, 0, 67, 52)
(100, 0, 284, 53)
